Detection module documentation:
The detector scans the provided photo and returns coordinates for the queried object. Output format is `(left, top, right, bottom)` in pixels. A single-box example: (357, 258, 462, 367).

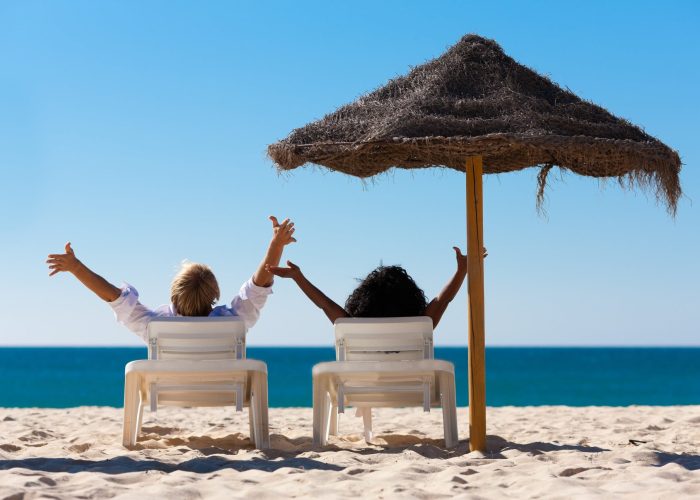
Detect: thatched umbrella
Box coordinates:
(267, 34, 681, 451)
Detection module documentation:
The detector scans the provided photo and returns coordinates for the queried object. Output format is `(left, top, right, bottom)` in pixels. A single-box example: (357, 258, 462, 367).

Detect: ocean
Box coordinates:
(1, 347, 698, 408)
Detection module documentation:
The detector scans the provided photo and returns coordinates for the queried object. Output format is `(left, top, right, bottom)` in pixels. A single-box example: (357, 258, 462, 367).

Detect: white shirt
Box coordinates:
(108, 278, 272, 343)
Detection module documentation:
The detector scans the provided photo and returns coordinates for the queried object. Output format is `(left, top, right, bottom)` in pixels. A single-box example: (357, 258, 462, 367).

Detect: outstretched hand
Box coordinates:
(425, 246, 489, 328)
(453, 246, 488, 271)
(269, 216, 297, 247)
(253, 216, 297, 287)
(266, 260, 302, 280)
(47, 242, 81, 276)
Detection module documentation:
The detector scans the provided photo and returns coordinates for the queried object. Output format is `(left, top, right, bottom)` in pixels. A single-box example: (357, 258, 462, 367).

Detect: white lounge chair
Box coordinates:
(122, 317, 269, 449)
(312, 317, 458, 448)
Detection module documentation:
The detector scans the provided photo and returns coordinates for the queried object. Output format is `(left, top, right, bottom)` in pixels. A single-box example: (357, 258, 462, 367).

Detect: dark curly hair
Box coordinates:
(344, 265, 428, 318)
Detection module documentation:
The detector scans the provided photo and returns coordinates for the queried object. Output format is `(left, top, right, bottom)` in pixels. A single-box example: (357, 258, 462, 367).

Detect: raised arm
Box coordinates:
(252, 216, 297, 287)
(424, 246, 487, 328)
(267, 261, 348, 324)
(47, 243, 121, 302)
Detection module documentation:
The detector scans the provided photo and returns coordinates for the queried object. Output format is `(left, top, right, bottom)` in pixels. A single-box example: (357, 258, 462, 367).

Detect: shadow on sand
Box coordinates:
(487, 435, 609, 454)
(487, 435, 700, 471)
(0, 455, 343, 474)
(305, 433, 700, 471)
(304, 433, 609, 460)
(2, 433, 698, 475)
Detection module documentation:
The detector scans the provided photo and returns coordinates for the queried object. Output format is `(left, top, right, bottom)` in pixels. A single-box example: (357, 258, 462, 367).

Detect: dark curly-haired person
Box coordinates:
(267, 247, 486, 328)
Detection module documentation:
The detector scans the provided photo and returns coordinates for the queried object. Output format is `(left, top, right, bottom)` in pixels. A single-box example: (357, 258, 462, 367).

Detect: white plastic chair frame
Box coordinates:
(122, 317, 269, 449)
(312, 317, 458, 448)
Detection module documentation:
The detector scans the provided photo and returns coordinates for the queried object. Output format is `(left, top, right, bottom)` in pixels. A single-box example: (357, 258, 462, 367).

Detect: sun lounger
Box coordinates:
(122, 317, 269, 449)
(312, 317, 458, 447)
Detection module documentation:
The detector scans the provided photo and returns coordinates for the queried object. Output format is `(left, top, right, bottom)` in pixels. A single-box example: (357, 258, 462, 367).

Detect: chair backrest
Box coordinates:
(334, 317, 434, 361)
(147, 317, 247, 361)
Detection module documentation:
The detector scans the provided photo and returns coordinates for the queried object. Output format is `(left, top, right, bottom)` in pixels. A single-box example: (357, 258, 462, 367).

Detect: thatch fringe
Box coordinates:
(536, 164, 554, 215)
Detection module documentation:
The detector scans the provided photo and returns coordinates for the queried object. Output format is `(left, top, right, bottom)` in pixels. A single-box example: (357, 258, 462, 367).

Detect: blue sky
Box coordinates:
(0, 0, 698, 346)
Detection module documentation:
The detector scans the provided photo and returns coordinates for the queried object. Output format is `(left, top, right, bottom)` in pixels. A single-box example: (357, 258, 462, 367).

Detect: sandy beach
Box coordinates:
(0, 405, 698, 499)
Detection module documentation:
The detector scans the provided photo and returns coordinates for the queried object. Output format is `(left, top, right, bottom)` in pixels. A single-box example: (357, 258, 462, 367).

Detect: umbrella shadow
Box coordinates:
(488, 435, 610, 455)
(304, 433, 606, 460)
(489, 436, 700, 471)
(312, 434, 611, 459)
(643, 451, 700, 471)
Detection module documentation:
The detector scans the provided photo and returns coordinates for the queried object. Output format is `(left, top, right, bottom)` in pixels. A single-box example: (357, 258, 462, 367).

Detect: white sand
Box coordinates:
(0, 406, 698, 499)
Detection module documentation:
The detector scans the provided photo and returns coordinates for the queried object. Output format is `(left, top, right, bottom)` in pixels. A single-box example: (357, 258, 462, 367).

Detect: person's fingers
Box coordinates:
(271, 269, 293, 277)
(47, 254, 64, 259)
(65, 242, 73, 254)
(287, 260, 298, 269)
(269, 216, 280, 228)
(49, 269, 60, 277)
(290, 237, 297, 243)
(279, 218, 290, 229)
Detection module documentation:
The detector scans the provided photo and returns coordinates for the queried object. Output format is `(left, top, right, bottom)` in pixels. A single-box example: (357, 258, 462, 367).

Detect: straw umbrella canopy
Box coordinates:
(267, 34, 682, 451)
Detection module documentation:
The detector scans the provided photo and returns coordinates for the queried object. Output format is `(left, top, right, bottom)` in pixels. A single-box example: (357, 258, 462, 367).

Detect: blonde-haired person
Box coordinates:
(46, 216, 296, 343)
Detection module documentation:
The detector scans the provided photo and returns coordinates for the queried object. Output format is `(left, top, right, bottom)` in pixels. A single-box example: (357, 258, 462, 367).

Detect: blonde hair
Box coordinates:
(170, 262, 220, 317)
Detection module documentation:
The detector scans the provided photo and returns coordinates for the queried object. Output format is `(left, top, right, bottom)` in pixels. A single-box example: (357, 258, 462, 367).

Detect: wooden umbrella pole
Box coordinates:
(466, 155, 486, 452)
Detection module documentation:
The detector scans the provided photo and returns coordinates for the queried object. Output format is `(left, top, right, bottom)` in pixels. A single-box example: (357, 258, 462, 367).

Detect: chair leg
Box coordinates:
(122, 373, 140, 447)
(251, 383, 262, 449)
(312, 376, 328, 446)
(136, 391, 144, 437)
(250, 373, 269, 449)
(248, 397, 256, 446)
(440, 372, 459, 448)
(329, 403, 338, 436)
(149, 383, 157, 412)
(361, 407, 373, 443)
(320, 392, 333, 443)
(257, 373, 270, 449)
(235, 384, 244, 412)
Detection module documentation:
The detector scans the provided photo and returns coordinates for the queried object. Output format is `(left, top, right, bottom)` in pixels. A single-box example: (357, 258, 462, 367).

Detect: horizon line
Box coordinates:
(1, 344, 698, 349)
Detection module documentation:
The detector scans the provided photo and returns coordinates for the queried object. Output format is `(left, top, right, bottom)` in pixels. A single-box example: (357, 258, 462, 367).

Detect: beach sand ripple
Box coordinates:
(0, 406, 698, 499)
